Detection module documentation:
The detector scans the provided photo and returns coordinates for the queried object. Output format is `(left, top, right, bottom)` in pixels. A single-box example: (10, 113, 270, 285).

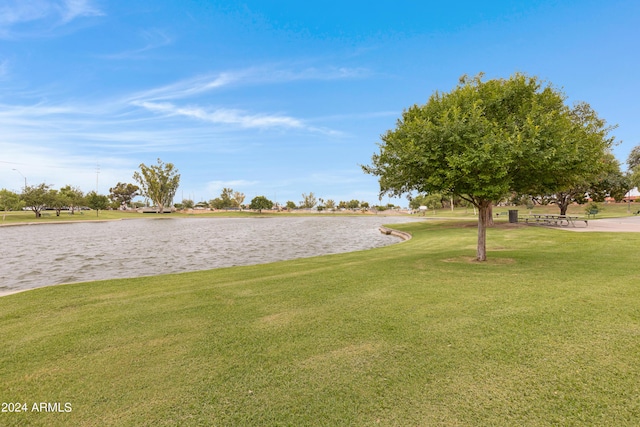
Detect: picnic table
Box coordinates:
(524, 214, 588, 227)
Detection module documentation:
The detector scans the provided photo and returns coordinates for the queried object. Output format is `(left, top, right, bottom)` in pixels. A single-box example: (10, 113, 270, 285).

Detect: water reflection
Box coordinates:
(0, 216, 418, 294)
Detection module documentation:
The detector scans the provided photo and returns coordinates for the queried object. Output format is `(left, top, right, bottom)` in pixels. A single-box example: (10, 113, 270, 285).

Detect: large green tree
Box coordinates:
(85, 191, 110, 217)
(210, 188, 243, 210)
(409, 193, 443, 213)
(534, 104, 617, 215)
(0, 189, 23, 212)
(48, 189, 66, 216)
(628, 145, 640, 189)
(627, 145, 640, 171)
(181, 199, 195, 209)
(219, 188, 235, 208)
(109, 182, 140, 208)
(363, 73, 614, 261)
(60, 185, 84, 214)
(133, 159, 180, 214)
(250, 195, 273, 213)
(20, 183, 54, 218)
(587, 154, 631, 203)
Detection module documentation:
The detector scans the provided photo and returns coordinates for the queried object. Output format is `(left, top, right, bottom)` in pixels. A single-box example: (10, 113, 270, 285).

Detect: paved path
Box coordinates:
(562, 216, 640, 232)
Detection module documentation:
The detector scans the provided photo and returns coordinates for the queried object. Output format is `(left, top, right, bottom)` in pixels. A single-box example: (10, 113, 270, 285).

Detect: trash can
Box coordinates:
(508, 210, 518, 223)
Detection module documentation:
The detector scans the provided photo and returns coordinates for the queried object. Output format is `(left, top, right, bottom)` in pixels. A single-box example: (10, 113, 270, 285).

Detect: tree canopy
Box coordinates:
(285, 201, 297, 210)
(109, 182, 140, 208)
(20, 183, 54, 218)
(628, 145, 640, 189)
(85, 191, 110, 216)
(250, 195, 273, 213)
(300, 192, 317, 209)
(628, 145, 640, 171)
(48, 189, 67, 216)
(587, 154, 631, 203)
(364, 73, 615, 261)
(60, 185, 84, 214)
(210, 188, 245, 210)
(133, 159, 180, 214)
(0, 189, 23, 211)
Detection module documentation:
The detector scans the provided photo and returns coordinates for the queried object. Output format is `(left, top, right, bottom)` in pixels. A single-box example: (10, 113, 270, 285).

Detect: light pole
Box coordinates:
(12, 169, 26, 191)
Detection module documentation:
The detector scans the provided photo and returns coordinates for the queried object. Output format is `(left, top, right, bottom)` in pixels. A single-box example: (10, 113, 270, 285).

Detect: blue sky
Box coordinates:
(1, 0, 639, 206)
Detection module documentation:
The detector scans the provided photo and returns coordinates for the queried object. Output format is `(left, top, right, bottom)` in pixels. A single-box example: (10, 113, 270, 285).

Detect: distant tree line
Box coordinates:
(177, 189, 378, 213)
(1, 158, 179, 217)
(0, 183, 114, 218)
(7, 141, 636, 221)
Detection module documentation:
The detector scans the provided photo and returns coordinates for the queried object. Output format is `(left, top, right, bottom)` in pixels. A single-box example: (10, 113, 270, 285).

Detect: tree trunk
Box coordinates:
(556, 193, 570, 216)
(477, 200, 491, 261)
(559, 198, 569, 216)
(480, 202, 494, 227)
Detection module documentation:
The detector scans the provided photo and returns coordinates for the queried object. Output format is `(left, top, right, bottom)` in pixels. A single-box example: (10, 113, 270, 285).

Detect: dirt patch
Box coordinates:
(442, 256, 516, 265)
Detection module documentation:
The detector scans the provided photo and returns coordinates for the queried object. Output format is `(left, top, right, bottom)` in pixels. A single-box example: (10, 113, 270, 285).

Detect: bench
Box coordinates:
(524, 214, 587, 227)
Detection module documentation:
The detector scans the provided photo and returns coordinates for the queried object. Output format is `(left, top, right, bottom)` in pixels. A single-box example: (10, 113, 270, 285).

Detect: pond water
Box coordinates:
(0, 216, 419, 295)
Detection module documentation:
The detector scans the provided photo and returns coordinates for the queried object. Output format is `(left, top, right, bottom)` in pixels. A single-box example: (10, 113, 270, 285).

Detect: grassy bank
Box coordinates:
(0, 209, 391, 225)
(0, 209, 266, 224)
(1, 221, 640, 425)
(425, 200, 640, 219)
(2, 200, 638, 225)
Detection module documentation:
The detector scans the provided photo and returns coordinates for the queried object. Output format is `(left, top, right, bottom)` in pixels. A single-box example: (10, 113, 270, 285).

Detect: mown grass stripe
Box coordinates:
(1, 221, 640, 426)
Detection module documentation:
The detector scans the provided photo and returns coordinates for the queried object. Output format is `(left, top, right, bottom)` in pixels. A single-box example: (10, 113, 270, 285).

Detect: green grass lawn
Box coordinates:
(1, 220, 640, 426)
(425, 200, 640, 219)
(0, 208, 368, 224)
(2, 199, 639, 225)
(0, 209, 265, 224)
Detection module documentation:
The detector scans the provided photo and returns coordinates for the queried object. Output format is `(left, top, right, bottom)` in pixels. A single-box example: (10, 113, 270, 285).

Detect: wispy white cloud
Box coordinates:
(133, 101, 304, 130)
(58, 0, 103, 24)
(126, 64, 369, 102)
(0, 63, 359, 152)
(126, 73, 236, 102)
(0, 1, 49, 27)
(0, 102, 76, 117)
(0, 141, 132, 193)
(260, 65, 370, 82)
(98, 29, 174, 60)
(0, 60, 365, 193)
(124, 64, 367, 133)
(0, 0, 103, 38)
